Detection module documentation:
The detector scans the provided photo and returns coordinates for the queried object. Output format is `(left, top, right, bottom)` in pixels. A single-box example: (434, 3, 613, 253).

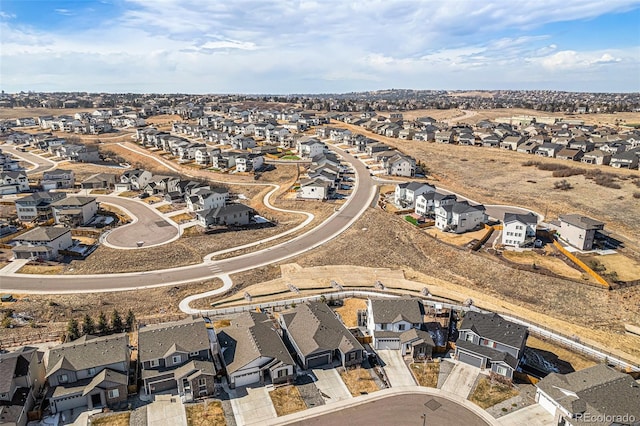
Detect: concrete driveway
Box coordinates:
(147, 395, 186, 426)
(440, 361, 480, 398)
(376, 350, 416, 387)
(312, 367, 352, 403)
(230, 385, 277, 426)
(497, 404, 555, 426)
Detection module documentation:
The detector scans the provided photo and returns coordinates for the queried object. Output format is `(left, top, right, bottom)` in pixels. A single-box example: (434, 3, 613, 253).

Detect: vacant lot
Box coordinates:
(410, 362, 439, 387)
(501, 249, 586, 281)
(269, 385, 307, 416)
(185, 401, 226, 426)
(577, 253, 640, 282)
(469, 377, 519, 409)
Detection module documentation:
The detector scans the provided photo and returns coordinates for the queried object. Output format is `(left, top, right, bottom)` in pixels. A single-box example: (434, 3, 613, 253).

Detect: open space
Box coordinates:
(269, 385, 307, 417)
(339, 367, 381, 396)
(185, 401, 226, 426)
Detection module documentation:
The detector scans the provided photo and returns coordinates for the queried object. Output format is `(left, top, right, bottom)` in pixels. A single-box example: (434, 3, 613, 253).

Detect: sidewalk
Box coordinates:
(0, 258, 29, 275)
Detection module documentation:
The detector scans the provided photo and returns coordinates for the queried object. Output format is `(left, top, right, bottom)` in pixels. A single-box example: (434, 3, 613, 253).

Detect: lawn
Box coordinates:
(469, 377, 519, 409)
(169, 212, 194, 223)
(118, 191, 138, 198)
(281, 155, 301, 160)
(17, 264, 65, 275)
(185, 401, 226, 426)
(410, 361, 439, 387)
(90, 412, 131, 426)
(339, 367, 380, 396)
(334, 298, 366, 327)
(156, 204, 176, 213)
(269, 385, 307, 417)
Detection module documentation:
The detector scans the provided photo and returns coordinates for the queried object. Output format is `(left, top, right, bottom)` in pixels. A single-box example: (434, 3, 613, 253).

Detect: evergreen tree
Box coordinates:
(81, 314, 95, 336)
(125, 310, 136, 332)
(97, 311, 109, 335)
(111, 309, 123, 333)
(66, 318, 80, 341)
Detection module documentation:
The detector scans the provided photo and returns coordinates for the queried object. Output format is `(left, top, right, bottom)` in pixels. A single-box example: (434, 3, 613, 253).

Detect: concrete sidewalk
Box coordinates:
(0, 259, 30, 275)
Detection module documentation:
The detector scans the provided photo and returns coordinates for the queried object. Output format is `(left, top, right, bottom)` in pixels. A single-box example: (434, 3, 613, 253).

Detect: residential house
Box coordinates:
(298, 178, 330, 200)
(296, 138, 326, 159)
(457, 133, 477, 146)
(11, 226, 73, 260)
(118, 169, 152, 191)
(211, 151, 243, 170)
(394, 182, 436, 209)
(51, 196, 98, 226)
(185, 187, 228, 212)
(455, 312, 528, 379)
(556, 148, 584, 161)
(279, 302, 364, 369)
(535, 364, 640, 426)
(502, 212, 538, 248)
(218, 311, 295, 389)
(196, 203, 253, 227)
(610, 148, 640, 169)
(138, 317, 218, 399)
(14, 191, 66, 222)
(80, 173, 116, 190)
(0, 347, 46, 426)
(194, 147, 219, 166)
(435, 201, 487, 234)
(435, 130, 455, 144)
(568, 140, 594, 152)
(235, 154, 264, 173)
(383, 153, 416, 177)
(364, 298, 435, 358)
(230, 137, 256, 151)
(41, 169, 75, 190)
(143, 176, 181, 196)
(500, 136, 525, 150)
(414, 192, 456, 217)
(517, 140, 540, 154)
(0, 171, 29, 194)
(553, 214, 605, 251)
(581, 150, 611, 165)
(45, 334, 130, 414)
(535, 143, 563, 158)
(365, 142, 391, 156)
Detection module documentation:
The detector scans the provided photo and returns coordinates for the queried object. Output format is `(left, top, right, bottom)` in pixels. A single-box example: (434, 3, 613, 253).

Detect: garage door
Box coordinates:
(306, 354, 331, 368)
(376, 338, 400, 350)
(52, 394, 85, 413)
(458, 351, 484, 368)
(537, 391, 557, 416)
(233, 371, 260, 388)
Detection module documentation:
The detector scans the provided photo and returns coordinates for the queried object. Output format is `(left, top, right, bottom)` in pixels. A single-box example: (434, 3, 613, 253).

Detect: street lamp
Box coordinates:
(421, 413, 427, 426)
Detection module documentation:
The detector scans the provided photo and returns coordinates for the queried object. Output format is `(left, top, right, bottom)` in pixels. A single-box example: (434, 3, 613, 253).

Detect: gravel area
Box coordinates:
(129, 406, 148, 426)
(217, 390, 237, 426)
(295, 374, 325, 409)
(437, 359, 455, 388)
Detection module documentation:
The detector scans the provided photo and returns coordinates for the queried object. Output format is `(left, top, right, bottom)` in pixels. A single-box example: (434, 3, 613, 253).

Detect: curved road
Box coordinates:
(1, 146, 377, 293)
(1, 145, 58, 174)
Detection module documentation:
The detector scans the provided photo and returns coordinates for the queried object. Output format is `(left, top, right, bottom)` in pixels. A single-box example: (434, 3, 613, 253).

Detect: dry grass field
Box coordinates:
(269, 385, 307, 417)
(334, 298, 367, 327)
(90, 412, 131, 426)
(526, 335, 597, 372)
(469, 377, 520, 409)
(501, 249, 586, 281)
(0, 107, 95, 119)
(577, 253, 640, 282)
(410, 362, 440, 387)
(339, 367, 380, 396)
(185, 401, 226, 426)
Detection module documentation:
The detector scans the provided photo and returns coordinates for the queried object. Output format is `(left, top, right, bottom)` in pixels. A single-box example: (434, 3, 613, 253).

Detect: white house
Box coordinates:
(383, 153, 416, 177)
(51, 196, 98, 226)
(0, 171, 29, 194)
(366, 298, 425, 350)
(502, 212, 538, 248)
(394, 181, 436, 209)
(298, 178, 330, 200)
(435, 201, 487, 233)
(185, 188, 228, 212)
(415, 192, 456, 217)
(119, 169, 152, 191)
(296, 138, 326, 159)
(11, 226, 73, 260)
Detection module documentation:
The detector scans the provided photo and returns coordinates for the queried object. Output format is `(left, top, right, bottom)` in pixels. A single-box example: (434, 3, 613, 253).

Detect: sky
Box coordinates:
(1, 0, 640, 94)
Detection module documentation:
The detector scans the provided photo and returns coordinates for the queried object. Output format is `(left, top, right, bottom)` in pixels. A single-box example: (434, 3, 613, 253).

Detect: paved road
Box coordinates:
(497, 403, 554, 426)
(1, 145, 57, 174)
(283, 393, 491, 426)
(1, 146, 377, 292)
(96, 195, 179, 248)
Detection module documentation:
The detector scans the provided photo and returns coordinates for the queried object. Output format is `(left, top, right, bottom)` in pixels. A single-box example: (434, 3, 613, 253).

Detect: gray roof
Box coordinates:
(217, 311, 294, 375)
(51, 196, 95, 207)
(173, 359, 215, 381)
(82, 368, 128, 396)
(451, 201, 485, 214)
(13, 226, 70, 242)
(503, 212, 538, 225)
(46, 333, 129, 377)
(369, 298, 424, 324)
(459, 312, 528, 349)
(280, 302, 363, 358)
(138, 317, 211, 363)
(198, 203, 253, 220)
(0, 346, 39, 394)
(536, 364, 640, 420)
(455, 340, 518, 369)
(399, 329, 435, 347)
(559, 214, 605, 230)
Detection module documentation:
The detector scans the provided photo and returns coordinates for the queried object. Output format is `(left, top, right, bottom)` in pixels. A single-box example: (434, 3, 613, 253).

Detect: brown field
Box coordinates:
(185, 401, 226, 426)
(577, 253, 640, 282)
(424, 227, 489, 247)
(469, 377, 519, 409)
(410, 362, 439, 387)
(333, 120, 640, 247)
(339, 367, 380, 396)
(501, 249, 586, 281)
(526, 335, 597, 372)
(334, 298, 367, 327)
(156, 204, 176, 213)
(0, 107, 95, 119)
(90, 412, 131, 426)
(269, 385, 307, 417)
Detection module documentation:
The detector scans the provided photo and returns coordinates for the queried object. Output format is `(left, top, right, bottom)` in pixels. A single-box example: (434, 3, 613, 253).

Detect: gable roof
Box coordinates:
(0, 346, 39, 393)
(280, 302, 363, 357)
(218, 311, 294, 374)
(559, 214, 605, 230)
(46, 333, 128, 377)
(369, 298, 424, 324)
(459, 312, 527, 349)
(503, 212, 538, 226)
(13, 226, 71, 242)
(138, 317, 211, 363)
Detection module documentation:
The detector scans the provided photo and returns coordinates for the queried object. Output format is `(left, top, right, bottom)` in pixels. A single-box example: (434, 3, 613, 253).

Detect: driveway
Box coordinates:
(376, 350, 416, 387)
(230, 385, 277, 425)
(146, 395, 186, 426)
(312, 367, 352, 403)
(497, 404, 555, 425)
(440, 360, 481, 398)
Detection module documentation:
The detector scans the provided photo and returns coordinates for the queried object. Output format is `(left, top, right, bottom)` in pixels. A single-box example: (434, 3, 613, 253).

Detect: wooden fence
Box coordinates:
(0, 331, 64, 350)
(552, 240, 610, 288)
(469, 225, 495, 251)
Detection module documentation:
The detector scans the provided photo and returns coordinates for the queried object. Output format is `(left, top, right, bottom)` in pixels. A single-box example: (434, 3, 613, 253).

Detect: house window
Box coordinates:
(465, 333, 474, 342)
(496, 366, 508, 376)
(59, 374, 68, 383)
(198, 378, 207, 387)
(380, 323, 388, 330)
(277, 369, 287, 378)
(88, 368, 95, 376)
(189, 351, 200, 357)
(398, 324, 406, 331)
(172, 355, 182, 364)
(108, 388, 120, 399)
(150, 359, 160, 368)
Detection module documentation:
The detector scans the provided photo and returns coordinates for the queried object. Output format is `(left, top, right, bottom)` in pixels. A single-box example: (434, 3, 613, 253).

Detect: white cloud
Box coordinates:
(537, 49, 627, 70)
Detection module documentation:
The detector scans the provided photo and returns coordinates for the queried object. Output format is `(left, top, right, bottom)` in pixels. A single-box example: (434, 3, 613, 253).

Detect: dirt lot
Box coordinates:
(410, 362, 439, 387)
(424, 227, 489, 247)
(339, 367, 380, 396)
(334, 120, 640, 247)
(501, 249, 586, 281)
(526, 335, 597, 372)
(469, 377, 519, 409)
(0, 107, 95, 119)
(269, 385, 306, 417)
(577, 253, 640, 282)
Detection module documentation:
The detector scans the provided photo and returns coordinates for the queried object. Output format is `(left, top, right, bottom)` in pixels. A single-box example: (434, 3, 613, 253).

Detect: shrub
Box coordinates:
(405, 215, 419, 226)
(593, 174, 621, 189)
(522, 160, 539, 167)
(552, 167, 586, 177)
(633, 192, 640, 199)
(537, 163, 568, 171)
(554, 180, 573, 190)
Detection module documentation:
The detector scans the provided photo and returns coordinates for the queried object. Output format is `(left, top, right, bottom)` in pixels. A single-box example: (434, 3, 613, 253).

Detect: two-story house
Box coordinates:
(45, 333, 130, 414)
(394, 182, 436, 209)
(51, 196, 98, 227)
(455, 312, 528, 379)
(185, 187, 228, 212)
(296, 138, 326, 159)
(0, 347, 46, 426)
(117, 169, 152, 191)
(502, 212, 538, 248)
(41, 169, 75, 190)
(435, 201, 487, 234)
(14, 191, 66, 222)
(138, 317, 218, 399)
(414, 192, 456, 217)
(11, 226, 73, 260)
(279, 302, 364, 369)
(552, 214, 605, 251)
(0, 171, 29, 194)
(218, 311, 295, 389)
(366, 298, 425, 351)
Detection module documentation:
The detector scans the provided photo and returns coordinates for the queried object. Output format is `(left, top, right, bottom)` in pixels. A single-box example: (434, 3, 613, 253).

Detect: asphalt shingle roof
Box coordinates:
(369, 298, 424, 325)
(459, 312, 527, 350)
(138, 317, 211, 363)
(13, 226, 71, 242)
(46, 333, 129, 377)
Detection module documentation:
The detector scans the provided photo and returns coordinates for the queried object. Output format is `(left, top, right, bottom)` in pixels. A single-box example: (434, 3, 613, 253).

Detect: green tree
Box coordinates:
(81, 314, 95, 336)
(125, 310, 136, 332)
(111, 309, 123, 333)
(97, 311, 109, 335)
(67, 318, 80, 341)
